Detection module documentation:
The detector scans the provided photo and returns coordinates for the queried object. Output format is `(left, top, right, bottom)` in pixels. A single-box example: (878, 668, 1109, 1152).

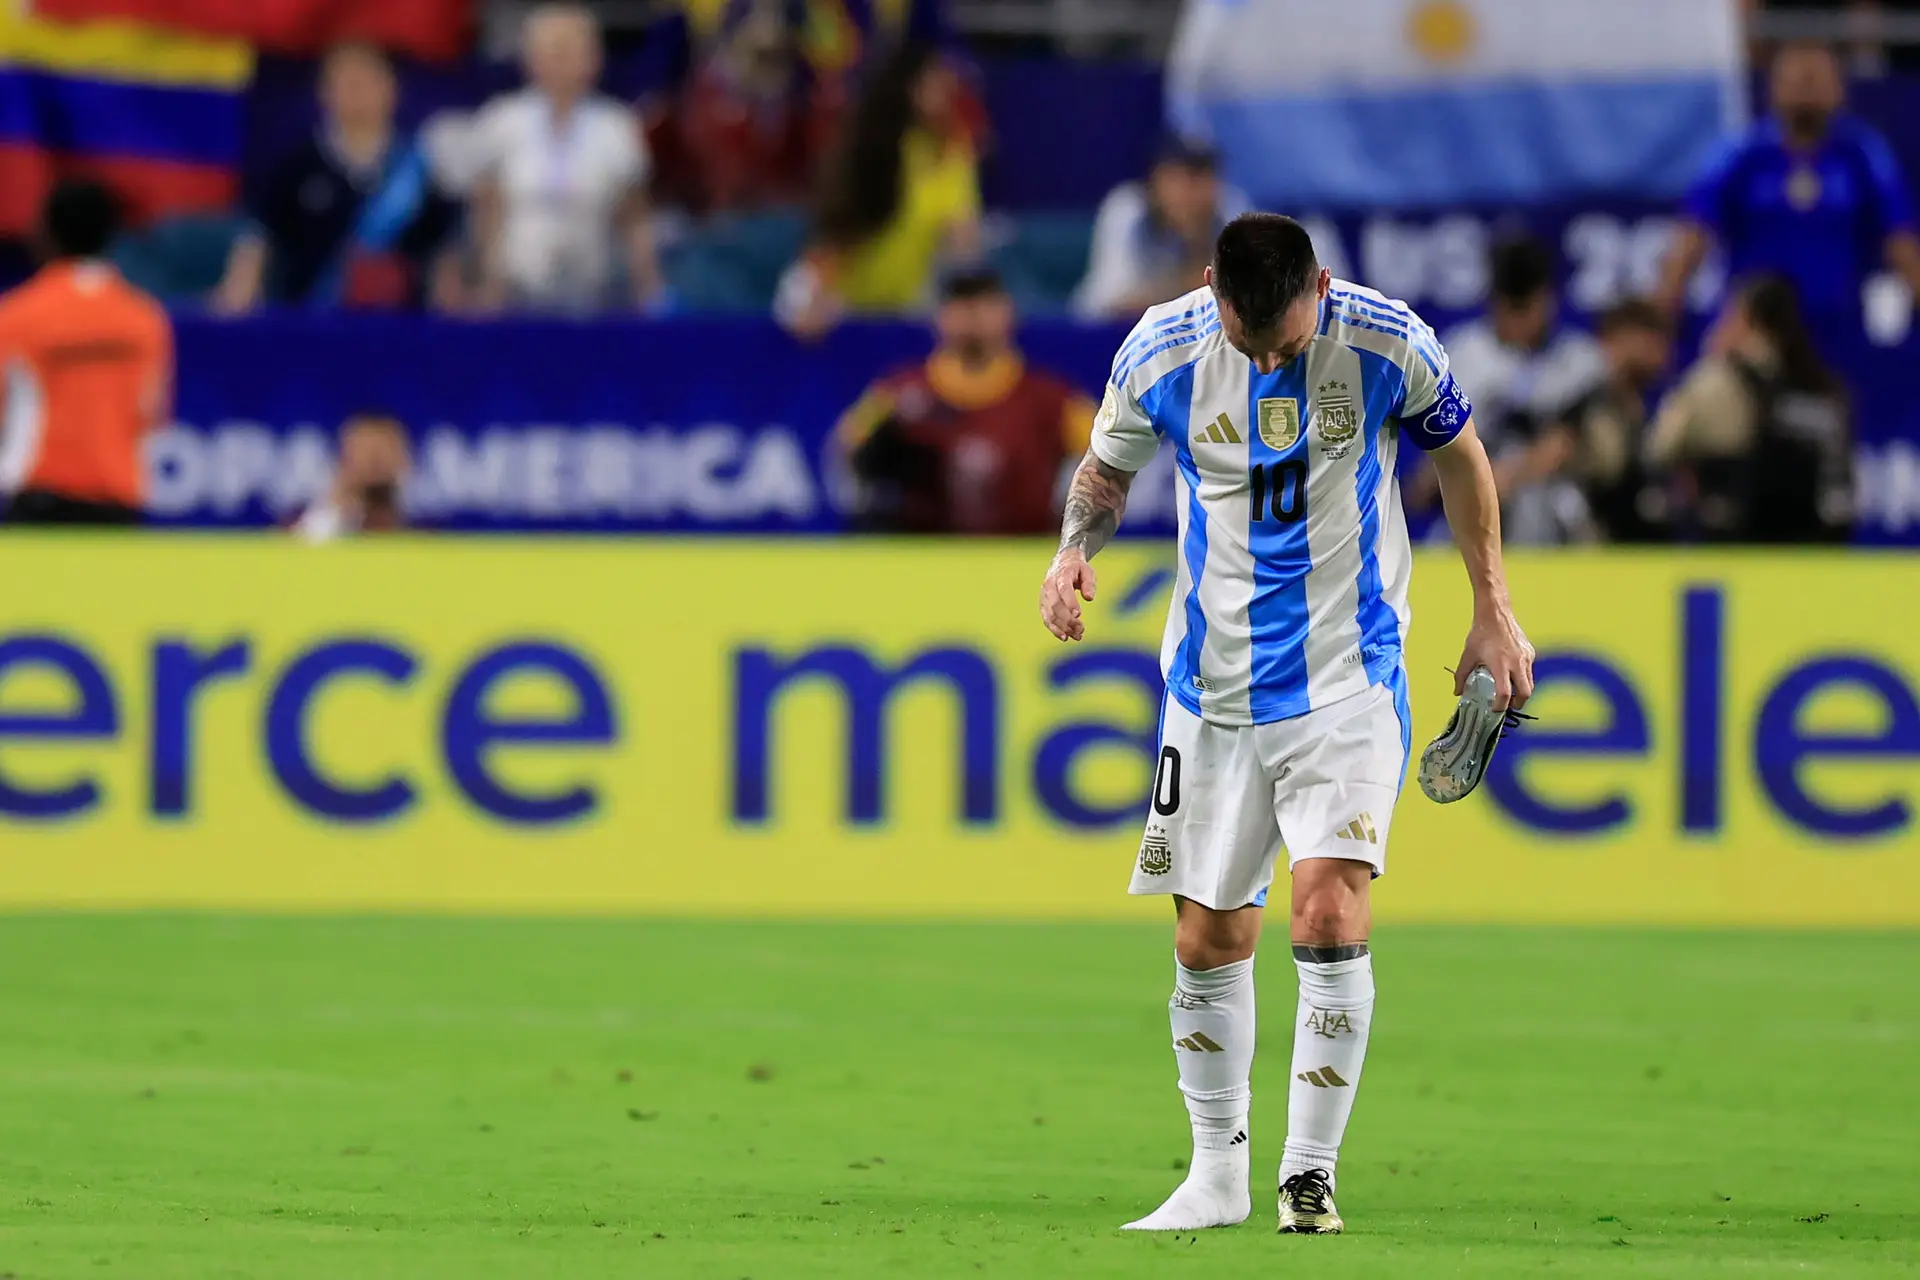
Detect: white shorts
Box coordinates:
(1128, 675, 1411, 911)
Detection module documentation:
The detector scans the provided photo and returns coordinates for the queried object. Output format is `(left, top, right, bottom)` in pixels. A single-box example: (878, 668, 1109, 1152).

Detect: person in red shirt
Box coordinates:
(0, 180, 172, 525)
(667, 0, 842, 215)
(835, 266, 1095, 534)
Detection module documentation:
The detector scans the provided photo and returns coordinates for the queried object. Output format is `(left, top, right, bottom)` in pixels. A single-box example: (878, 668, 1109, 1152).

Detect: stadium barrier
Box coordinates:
(158, 312, 1920, 541)
(0, 541, 1915, 922)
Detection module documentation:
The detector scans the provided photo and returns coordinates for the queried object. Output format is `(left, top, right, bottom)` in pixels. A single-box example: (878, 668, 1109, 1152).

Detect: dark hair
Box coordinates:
(42, 179, 121, 259)
(1596, 296, 1670, 339)
(1737, 274, 1838, 393)
(1153, 134, 1218, 174)
(939, 264, 1004, 302)
(814, 42, 939, 249)
(1488, 235, 1554, 303)
(1210, 213, 1318, 332)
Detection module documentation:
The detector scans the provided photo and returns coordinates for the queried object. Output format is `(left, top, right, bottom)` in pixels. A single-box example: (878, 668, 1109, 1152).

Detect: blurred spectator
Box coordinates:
(1657, 40, 1920, 333)
(1646, 275, 1853, 542)
(1072, 138, 1251, 320)
(467, 3, 662, 314)
(663, 0, 841, 215)
(292, 413, 413, 541)
(833, 265, 1093, 534)
(214, 43, 462, 314)
(778, 42, 980, 336)
(0, 181, 170, 526)
(1415, 236, 1603, 533)
(1502, 299, 1675, 543)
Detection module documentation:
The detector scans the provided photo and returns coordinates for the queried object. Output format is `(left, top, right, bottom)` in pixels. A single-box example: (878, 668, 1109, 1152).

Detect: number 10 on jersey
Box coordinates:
(1250, 460, 1307, 523)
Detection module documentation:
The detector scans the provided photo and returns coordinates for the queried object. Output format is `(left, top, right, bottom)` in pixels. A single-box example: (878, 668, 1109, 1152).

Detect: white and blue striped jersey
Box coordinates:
(1090, 282, 1472, 726)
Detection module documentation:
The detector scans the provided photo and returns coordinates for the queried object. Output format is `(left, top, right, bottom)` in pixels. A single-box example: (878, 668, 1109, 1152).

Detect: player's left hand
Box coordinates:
(1456, 601, 1535, 711)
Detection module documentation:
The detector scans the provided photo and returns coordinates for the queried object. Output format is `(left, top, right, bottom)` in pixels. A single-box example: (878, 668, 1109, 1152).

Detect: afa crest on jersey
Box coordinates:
(1258, 397, 1301, 450)
(1315, 381, 1360, 459)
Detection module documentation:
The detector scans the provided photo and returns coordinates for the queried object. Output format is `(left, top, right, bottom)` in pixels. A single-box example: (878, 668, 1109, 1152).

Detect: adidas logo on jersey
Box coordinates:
(1192, 413, 1242, 445)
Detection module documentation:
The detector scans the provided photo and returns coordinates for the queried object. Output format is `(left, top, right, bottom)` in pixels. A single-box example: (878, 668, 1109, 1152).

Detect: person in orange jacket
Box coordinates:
(0, 179, 173, 525)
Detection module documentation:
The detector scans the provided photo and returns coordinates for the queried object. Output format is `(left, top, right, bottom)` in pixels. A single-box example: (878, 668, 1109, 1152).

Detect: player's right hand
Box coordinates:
(1040, 549, 1097, 642)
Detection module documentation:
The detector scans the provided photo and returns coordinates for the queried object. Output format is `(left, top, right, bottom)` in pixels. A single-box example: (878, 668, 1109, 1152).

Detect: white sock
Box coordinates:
(1280, 945, 1374, 1193)
(1171, 955, 1255, 1153)
(1122, 955, 1254, 1230)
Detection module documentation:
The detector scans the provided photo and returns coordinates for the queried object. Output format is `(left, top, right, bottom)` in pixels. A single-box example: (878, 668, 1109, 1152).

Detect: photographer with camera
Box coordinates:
(292, 413, 412, 541)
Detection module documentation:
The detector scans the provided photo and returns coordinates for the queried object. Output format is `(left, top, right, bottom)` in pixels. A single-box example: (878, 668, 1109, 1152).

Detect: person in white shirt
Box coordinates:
(1073, 138, 1252, 321)
(1414, 235, 1605, 542)
(467, 3, 663, 314)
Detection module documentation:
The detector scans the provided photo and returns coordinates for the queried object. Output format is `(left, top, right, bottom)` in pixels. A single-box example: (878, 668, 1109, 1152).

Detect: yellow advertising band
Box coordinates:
(0, 541, 1914, 923)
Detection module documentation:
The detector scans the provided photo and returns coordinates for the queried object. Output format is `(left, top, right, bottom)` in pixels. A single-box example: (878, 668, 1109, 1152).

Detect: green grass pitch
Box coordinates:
(0, 917, 1915, 1277)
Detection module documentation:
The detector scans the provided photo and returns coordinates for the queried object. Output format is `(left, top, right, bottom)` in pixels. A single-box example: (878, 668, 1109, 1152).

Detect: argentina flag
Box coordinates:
(1167, 0, 1746, 209)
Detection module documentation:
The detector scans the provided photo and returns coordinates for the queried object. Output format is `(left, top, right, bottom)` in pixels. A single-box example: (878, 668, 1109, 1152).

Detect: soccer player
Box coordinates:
(1038, 213, 1534, 1235)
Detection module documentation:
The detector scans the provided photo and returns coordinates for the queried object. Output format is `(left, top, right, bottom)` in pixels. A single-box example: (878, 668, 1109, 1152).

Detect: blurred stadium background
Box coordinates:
(1, 0, 1917, 1275)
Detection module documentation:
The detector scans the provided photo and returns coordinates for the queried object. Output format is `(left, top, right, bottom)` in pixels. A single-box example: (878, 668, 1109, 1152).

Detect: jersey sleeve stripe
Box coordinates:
(1121, 312, 1202, 356)
(1408, 314, 1442, 350)
(1330, 306, 1411, 343)
(1329, 312, 1411, 345)
(1117, 315, 1211, 374)
(1394, 307, 1445, 374)
(1115, 298, 1220, 369)
(1330, 291, 1407, 320)
(1112, 320, 1223, 390)
(1326, 291, 1444, 378)
(1328, 291, 1411, 329)
(1409, 326, 1445, 375)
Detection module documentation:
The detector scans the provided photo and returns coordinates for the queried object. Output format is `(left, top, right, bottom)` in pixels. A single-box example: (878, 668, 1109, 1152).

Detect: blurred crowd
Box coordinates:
(103, 0, 1263, 331)
(198, 1, 990, 323)
(3, 1, 1916, 547)
(18, 0, 1920, 332)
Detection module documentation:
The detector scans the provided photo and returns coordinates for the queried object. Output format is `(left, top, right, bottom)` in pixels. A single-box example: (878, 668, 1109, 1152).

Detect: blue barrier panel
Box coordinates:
(159, 309, 1920, 541)
(162, 314, 1132, 533)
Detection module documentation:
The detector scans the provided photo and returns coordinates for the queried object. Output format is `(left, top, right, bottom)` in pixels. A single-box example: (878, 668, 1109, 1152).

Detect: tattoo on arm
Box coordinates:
(1059, 452, 1136, 559)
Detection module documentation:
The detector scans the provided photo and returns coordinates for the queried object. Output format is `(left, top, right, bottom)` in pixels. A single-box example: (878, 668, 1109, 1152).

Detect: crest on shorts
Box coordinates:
(1138, 828, 1173, 876)
(1315, 381, 1359, 459)
(1257, 398, 1301, 451)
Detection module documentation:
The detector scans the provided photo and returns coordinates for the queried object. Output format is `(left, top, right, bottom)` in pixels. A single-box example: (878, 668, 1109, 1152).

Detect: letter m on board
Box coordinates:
(732, 646, 999, 825)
